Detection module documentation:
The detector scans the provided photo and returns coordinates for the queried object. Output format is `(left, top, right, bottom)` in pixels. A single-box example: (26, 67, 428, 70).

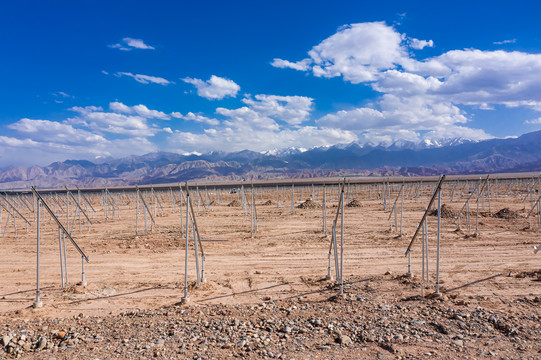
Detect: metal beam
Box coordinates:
(405, 175, 446, 256)
(31, 187, 89, 262)
(64, 186, 92, 224)
(1, 193, 32, 225)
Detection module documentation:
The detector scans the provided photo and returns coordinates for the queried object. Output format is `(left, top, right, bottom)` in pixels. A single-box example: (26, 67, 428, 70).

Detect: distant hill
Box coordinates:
(2, 130, 541, 189)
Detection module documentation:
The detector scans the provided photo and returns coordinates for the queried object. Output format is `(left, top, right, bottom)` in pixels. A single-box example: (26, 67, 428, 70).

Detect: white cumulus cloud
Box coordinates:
(1, 116, 158, 167)
(182, 75, 240, 100)
(8, 118, 107, 145)
(270, 58, 311, 71)
(167, 126, 356, 154)
(165, 90, 353, 154)
(171, 112, 220, 126)
(68, 105, 160, 137)
(241, 94, 313, 125)
(272, 21, 541, 146)
(408, 38, 434, 50)
(272, 22, 407, 83)
(109, 102, 170, 120)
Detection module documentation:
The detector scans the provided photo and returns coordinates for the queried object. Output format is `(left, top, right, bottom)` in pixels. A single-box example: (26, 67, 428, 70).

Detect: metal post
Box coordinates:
(201, 253, 206, 283)
(193, 221, 201, 286)
(80, 255, 86, 286)
(339, 189, 344, 295)
(250, 187, 254, 238)
(196, 186, 200, 216)
(488, 180, 492, 214)
(34, 198, 43, 308)
(23, 197, 28, 233)
(394, 203, 398, 230)
(152, 187, 156, 218)
(62, 232, 69, 285)
(66, 191, 70, 233)
(323, 183, 327, 236)
(171, 188, 175, 212)
(435, 187, 441, 294)
(242, 186, 247, 215)
(346, 181, 350, 205)
(407, 249, 412, 277)
(13, 196, 17, 236)
(467, 200, 471, 231)
(400, 183, 404, 236)
(383, 181, 387, 211)
(537, 200, 541, 229)
(136, 189, 139, 236)
(58, 227, 65, 288)
(458, 203, 462, 231)
(144, 192, 148, 235)
(475, 180, 480, 236)
(252, 186, 257, 233)
(332, 226, 339, 282)
(291, 183, 295, 214)
(182, 193, 190, 303)
(327, 250, 332, 280)
(421, 220, 425, 297)
(424, 212, 429, 289)
(179, 188, 183, 237)
(3, 209, 11, 237)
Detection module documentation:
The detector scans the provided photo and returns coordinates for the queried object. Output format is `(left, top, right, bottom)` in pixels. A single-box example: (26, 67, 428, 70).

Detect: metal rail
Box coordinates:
(76, 186, 96, 212)
(64, 186, 92, 224)
(405, 174, 445, 256)
(1, 193, 32, 225)
(31, 187, 89, 262)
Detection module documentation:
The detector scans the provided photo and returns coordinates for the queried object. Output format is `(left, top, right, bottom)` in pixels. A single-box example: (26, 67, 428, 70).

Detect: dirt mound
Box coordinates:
(428, 204, 455, 218)
(262, 200, 273, 206)
(514, 269, 541, 279)
(493, 208, 520, 219)
(346, 199, 362, 207)
(297, 199, 321, 209)
(227, 200, 242, 207)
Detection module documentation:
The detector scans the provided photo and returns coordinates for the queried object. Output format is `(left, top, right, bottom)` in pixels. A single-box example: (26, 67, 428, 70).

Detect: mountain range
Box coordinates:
(2, 130, 541, 189)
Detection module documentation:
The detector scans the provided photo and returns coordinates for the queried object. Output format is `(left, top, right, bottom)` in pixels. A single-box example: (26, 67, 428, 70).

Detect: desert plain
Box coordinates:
(0, 179, 540, 359)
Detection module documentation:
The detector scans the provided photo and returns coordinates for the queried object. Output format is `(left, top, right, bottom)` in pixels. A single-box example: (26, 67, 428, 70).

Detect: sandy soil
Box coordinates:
(0, 182, 540, 358)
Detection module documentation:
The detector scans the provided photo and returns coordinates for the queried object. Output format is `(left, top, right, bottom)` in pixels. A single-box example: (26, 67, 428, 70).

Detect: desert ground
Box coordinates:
(0, 179, 540, 359)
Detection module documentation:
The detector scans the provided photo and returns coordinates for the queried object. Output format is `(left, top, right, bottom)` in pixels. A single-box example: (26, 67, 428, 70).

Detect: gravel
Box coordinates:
(2, 276, 540, 359)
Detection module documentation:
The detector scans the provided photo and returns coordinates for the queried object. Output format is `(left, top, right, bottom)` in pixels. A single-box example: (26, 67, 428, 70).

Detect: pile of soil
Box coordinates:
(428, 204, 455, 218)
(493, 208, 520, 219)
(227, 200, 242, 207)
(346, 199, 362, 208)
(514, 269, 541, 279)
(297, 199, 321, 209)
(262, 200, 273, 206)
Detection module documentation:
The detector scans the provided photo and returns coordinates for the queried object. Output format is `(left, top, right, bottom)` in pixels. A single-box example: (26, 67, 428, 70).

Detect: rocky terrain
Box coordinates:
(2, 275, 540, 359)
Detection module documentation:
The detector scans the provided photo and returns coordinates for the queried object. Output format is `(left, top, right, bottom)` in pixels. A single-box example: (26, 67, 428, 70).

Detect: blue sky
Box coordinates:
(1, 1, 541, 167)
